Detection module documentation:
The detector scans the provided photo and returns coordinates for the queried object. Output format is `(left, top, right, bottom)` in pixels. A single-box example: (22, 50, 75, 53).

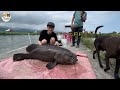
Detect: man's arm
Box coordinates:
(71, 16, 74, 28)
(71, 12, 75, 28)
(54, 33, 58, 41)
(54, 33, 60, 46)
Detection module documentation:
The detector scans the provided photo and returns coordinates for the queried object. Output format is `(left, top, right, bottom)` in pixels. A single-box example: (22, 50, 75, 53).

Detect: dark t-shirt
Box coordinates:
(39, 30, 58, 44)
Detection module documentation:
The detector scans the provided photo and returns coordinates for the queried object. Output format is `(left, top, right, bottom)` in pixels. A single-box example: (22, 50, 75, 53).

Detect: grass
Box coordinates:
(81, 37, 105, 61)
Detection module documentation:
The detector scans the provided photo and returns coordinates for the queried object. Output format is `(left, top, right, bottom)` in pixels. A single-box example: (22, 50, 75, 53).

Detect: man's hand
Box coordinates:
(54, 41, 60, 46)
(71, 24, 74, 28)
(71, 24, 74, 32)
(71, 16, 74, 31)
(38, 41, 42, 45)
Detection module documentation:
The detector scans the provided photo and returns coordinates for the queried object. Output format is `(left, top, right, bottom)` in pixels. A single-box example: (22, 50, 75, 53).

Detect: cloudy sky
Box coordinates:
(0, 11, 120, 33)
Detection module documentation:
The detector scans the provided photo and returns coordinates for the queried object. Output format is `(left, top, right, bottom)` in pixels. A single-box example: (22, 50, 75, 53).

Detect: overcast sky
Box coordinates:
(0, 11, 120, 33)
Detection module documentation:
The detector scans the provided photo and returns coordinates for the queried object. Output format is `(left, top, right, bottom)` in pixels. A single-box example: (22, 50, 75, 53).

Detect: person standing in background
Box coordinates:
(71, 11, 87, 48)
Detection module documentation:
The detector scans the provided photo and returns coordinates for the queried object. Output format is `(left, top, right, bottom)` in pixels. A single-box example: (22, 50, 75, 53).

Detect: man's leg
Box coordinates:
(76, 26, 83, 48)
(71, 33, 75, 47)
(50, 37, 56, 45)
(76, 35, 81, 48)
(38, 39, 47, 45)
(71, 27, 77, 47)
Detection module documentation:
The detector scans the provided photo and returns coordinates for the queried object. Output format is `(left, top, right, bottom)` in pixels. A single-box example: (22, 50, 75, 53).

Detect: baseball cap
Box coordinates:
(47, 22, 55, 27)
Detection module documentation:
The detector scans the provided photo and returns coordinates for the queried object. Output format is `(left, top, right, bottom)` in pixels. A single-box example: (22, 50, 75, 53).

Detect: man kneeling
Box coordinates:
(38, 22, 59, 46)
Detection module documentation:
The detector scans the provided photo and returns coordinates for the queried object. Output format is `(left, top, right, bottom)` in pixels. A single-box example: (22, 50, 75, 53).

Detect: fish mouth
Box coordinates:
(70, 58, 78, 64)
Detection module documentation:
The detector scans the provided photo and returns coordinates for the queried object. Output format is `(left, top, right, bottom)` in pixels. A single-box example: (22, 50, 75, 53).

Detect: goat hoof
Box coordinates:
(104, 69, 108, 72)
(100, 65, 103, 68)
(104, 68, 110, 72)
(114, 74, 120, 79)
(115, 77, 120, 79)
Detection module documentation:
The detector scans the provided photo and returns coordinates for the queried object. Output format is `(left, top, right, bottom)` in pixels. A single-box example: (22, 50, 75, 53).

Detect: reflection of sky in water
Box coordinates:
(0, 35, 39, 53)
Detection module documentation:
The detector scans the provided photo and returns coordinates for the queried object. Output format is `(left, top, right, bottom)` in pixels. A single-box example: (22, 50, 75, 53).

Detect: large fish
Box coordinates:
(13, 44, 78, 69)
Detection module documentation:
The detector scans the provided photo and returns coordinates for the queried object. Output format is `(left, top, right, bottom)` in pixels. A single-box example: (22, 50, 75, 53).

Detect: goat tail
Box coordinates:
(95, 25, 104, 37)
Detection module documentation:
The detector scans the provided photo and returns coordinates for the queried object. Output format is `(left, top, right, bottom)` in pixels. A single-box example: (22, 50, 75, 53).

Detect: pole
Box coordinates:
(28, 33, 31, 44)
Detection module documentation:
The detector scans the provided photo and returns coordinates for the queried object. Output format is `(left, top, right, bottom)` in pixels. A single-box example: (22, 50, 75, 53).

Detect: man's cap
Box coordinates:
(47, 22, 55, 27)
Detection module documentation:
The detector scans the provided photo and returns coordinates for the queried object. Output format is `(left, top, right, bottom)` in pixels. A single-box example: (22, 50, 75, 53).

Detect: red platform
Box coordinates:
(0, 52, 96, 79)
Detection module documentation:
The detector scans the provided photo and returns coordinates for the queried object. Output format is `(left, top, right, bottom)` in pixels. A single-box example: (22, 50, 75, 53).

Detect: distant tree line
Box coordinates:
(0, 31, 120, 37)
(0, 31, 39, 35)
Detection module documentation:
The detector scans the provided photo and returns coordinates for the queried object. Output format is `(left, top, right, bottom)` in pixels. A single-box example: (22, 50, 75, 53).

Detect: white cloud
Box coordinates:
(0, 11, 120, 33)
(84, 11, 120, 32)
